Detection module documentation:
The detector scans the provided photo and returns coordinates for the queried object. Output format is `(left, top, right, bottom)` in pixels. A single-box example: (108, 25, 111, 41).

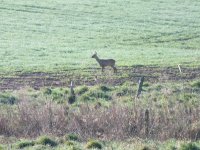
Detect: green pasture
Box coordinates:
(1, 1, 200, 149)
(0, 0, 200, 74)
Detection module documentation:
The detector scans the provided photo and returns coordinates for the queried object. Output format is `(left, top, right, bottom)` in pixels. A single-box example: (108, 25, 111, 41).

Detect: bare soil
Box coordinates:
(0, 66, 199, 91)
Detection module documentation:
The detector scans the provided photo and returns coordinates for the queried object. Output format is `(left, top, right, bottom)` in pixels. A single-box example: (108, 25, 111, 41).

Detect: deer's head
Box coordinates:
(91, 51, 97, 58)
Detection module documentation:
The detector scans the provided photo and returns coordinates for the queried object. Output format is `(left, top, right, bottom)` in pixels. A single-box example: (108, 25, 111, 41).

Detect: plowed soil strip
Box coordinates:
(0, 66, 199, 91)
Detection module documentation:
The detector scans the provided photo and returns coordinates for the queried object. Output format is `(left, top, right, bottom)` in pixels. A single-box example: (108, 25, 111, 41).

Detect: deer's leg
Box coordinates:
(111, 66, 117, 73)
(114, 67, 117, 73)
(101, 66, 105, 72)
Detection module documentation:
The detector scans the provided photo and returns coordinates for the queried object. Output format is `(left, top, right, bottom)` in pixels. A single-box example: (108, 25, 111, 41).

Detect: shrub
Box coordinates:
(91, 91, 111, 100)
(79, 94, 92, 101)
(99, 85, 111, 92)
(76, 86, 89, 95)
(78, 85, 112, 101)
(65, 134, 79, 141)
(43, 88, 52, 95)
(191, 81, 200, 88)
(180, 142, 200, 150)
(65, 141, 74, 146)
(44, 88, 69, 103)
(181, 93, 195, 102)
(143, 82, 150, 87)
(0, 93, 17, 105)
(115, 86, 130, 96)
(155, 84, 163, 91)
(36, 136, 57, 147)
(79, 89, 112, 101)
(52, 89, 64, 100)
(85, 140, 102, 149)
(141, 146, 151, 150)
(15, 140, 35, 149)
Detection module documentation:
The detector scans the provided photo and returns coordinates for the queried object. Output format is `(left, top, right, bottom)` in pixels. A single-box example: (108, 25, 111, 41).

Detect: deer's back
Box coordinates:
(99, 59, 115, 66)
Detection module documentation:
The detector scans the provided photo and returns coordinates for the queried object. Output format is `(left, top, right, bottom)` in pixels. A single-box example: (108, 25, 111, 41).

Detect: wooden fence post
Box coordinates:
(145, 109, 150, 138)
(136, 76, 144, 98)
(188, 107, 193, 140)
(178, 64, 182, 74)
(48, 102, 53, 129)
(68, 81, 76, 104)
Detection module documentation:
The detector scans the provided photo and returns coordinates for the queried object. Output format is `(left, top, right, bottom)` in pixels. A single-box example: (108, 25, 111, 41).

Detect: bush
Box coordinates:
(85, 140, 102, 149)
(141, 146, 151, 150)
(80, 90, 112, 102)
(143, 82, 150, 87)
(191, 81, 200, 88)
(180, 142, 200, 150)
(65, 141, 74, 146)
(43, 88, 69, 103)
(76, 86, 89, 95)
(65, 134, 79, 141)
(36, 136, 57, 147)
(115, 86, 130, 96)
(0, 93, 17, 105)
(43, 88, 52, 95)
(15, 140, 35, 149)
(78, 85, 112, 102)
(52, 90, 64, 100)
(99, 85, 111, 92)
(79, 94, 92, 101)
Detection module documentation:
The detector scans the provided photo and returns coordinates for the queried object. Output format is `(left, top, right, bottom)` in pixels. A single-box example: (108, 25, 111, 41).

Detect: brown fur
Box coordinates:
(92, 52, 117, 73)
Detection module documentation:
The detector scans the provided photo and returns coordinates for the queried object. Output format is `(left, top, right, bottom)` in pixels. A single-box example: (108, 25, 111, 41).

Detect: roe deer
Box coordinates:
(91, 52, 117, 73)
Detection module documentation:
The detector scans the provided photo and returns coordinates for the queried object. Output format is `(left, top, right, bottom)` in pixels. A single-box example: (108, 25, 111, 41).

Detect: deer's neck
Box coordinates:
(94, 56, 101, 63)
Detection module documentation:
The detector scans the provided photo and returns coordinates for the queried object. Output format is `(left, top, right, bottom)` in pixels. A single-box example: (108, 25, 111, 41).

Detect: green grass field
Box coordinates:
(1, 0, 200, 149)
(0, 0, 200, 74)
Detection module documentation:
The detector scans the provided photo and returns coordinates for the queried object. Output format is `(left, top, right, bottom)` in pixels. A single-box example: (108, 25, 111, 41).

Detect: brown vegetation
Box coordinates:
(0, 99, 199, 141)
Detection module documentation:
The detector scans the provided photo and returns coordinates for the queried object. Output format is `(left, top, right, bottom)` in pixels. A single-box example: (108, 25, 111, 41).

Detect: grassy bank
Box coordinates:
(0, 80, 200, 140)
